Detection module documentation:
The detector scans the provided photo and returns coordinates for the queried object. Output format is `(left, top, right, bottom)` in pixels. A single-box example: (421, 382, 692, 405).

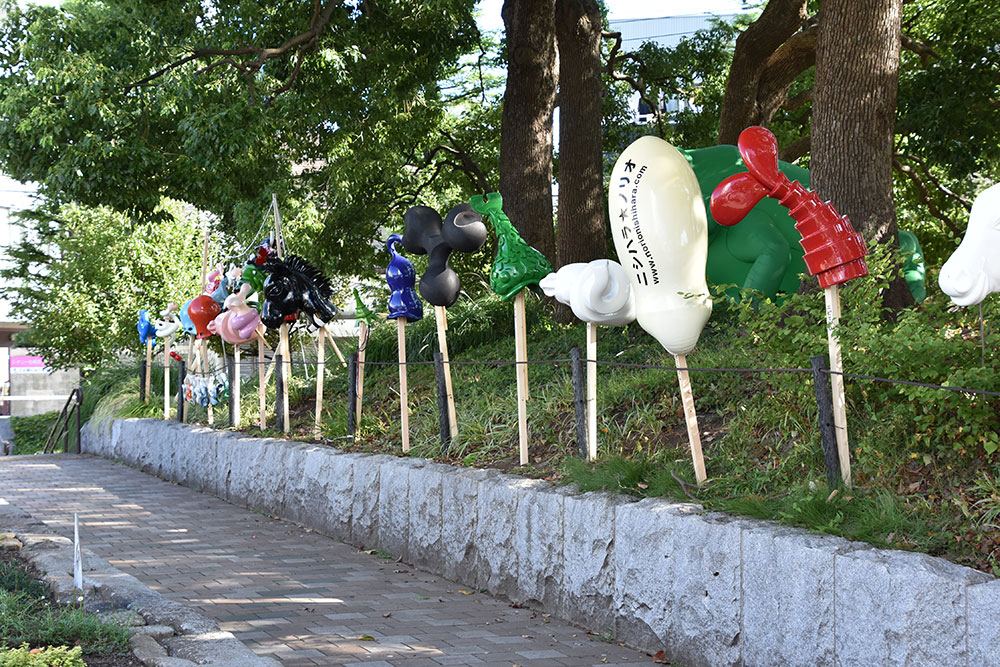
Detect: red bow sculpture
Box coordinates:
(710, 126, 868, 288)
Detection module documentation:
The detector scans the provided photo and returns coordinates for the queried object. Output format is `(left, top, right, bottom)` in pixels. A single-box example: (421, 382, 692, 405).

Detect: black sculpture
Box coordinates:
(259, 255, 339, 330)
(401, 203, 488, 307)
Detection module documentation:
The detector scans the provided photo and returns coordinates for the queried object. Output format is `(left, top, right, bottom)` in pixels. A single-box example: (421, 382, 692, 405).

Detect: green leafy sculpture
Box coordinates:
(470, 192, 554, 300)
(353, 288, 377, 328)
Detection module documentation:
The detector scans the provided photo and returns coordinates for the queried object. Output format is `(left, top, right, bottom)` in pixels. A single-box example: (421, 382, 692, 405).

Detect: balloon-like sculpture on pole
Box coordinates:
(939, 183, 1000, 307)
(711, 126, 869, 488)
(386, 233, 422, 452)
(610, 135, 713, 484)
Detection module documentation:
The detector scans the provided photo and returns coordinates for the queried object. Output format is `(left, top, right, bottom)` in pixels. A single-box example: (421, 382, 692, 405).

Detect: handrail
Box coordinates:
(43, 387, 83, 454)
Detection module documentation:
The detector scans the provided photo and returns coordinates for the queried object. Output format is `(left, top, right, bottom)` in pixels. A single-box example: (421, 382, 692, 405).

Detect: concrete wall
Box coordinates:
(82, 419, 1000, 667)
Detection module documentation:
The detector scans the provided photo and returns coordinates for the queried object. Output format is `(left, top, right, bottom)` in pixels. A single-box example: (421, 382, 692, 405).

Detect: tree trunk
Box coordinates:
(554, 0, 606, 268)
(717, 0, 809, 145)
(499, 0, 558, 263)
(812, 0, 912, 312)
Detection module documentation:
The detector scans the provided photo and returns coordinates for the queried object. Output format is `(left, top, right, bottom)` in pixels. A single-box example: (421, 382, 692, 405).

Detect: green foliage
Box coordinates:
(0, 201, 204, 370)
(0, 561, 130, 656)
(8, 413, 57, 456)
(0, 644, 84, 667)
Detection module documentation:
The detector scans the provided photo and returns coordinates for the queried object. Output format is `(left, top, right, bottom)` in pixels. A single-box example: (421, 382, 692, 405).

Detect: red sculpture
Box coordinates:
(187, 295, 221, 339)
(710, 126, 868, 288)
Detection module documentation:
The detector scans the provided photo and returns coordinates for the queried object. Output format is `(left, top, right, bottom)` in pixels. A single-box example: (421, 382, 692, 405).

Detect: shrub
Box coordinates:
(0, 644, 84, 667)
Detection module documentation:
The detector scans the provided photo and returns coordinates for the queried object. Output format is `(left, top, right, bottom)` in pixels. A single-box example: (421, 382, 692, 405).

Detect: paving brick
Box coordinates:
(0, 454, 653, 667)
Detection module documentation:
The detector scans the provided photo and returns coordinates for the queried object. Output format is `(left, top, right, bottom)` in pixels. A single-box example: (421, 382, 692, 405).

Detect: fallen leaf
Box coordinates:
(459, 589, 475, 595)
(383, 613, 391, 618)
(358, 635, 375, 641)
(653, 650, 668, 663)
(637, 482, 649, 489)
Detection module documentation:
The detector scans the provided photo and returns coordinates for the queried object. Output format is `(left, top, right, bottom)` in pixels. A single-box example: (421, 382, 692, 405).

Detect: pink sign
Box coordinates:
(10, 355, 45, 369)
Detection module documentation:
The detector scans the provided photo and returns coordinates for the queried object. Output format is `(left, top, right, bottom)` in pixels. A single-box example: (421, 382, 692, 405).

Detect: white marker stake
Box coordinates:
(513, 291, 529, 466)
(163, 336, 171, 420)
(258, 337, 266, 430)
(586, 321, 598, 461)
(356, 321, 368, 428)
(675, 354, 706, 486)
(397, 317, 410, 452)
(315, 328, 326, 432)
(144, 338, 153, 404)
(824, 285, 852, 488)
(435, 306, 459, 438)
(73, 513, 83, 593)
(232, 344, 241, 428)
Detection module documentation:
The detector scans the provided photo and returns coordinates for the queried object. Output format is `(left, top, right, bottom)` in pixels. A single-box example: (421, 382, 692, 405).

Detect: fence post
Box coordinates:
(275, 354, 285, 433)
(73, 387, 82, 454)
(346, 353, 357, 440)
(434, 352, 452, 453)
(227, 355, 236, 427)
(811, 354, 841, 488)
(177, 360, 186, 423)
(570, 347, 587, 459)
(139, 360, 146, 402)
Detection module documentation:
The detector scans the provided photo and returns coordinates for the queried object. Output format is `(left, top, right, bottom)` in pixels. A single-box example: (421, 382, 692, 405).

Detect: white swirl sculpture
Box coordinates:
(607, 135, 712, 355)
(539, 260, 636, 326)
(153, 304, 182, 338)
(939, 183, 1000, 307)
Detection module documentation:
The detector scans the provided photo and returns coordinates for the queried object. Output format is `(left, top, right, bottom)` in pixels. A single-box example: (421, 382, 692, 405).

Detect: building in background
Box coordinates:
(0, 174, 79, 416)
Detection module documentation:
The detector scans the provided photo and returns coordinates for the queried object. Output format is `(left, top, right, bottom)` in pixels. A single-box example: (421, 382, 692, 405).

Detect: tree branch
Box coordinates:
(901, 33, 940, 67)
(779, 134, 810, 162)
(602, 30, 665, 137)
(892, 156, 965, 236)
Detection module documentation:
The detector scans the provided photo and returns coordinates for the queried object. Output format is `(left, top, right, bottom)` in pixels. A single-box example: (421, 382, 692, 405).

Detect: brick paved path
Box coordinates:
(0, 455, 653, 667)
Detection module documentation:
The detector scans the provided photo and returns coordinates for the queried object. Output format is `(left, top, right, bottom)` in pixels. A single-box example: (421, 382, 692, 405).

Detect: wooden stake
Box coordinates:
(279, 322, 291, 434)
(315, 328, 326, 432)
(232, 344, 241, 428)
(258, 337, 266, 430)
(203, 338, 214, 426)
(586, 322, 598, 461)
(163, 336, 171, 420)
(183, 337, 195, 422)
(824, 285, 852, 488)
(513, 291, 529, 466)
(397, 317, 410, 452)
(356, 321, 368, 428)
(323, 326, 348, 368)
(144, 338, 153, 404)
(435, 306, 459, 439)
(675, 354, 706, 486)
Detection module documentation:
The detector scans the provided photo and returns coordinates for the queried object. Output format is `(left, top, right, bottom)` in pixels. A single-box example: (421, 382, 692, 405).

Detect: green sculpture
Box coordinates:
(682, 144, 811, 301)
(898, 229, 926, 303)
(470, 192, 554, 300)
(241, 264, 267, 296)
(353, 287, 377, 328)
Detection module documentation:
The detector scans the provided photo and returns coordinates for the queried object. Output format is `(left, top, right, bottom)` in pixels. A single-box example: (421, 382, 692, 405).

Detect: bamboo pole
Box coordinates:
(824, 285, 852, 488)
(675, 354, 706, 486)
(203, 338, 214, 426)
(144, 338, 153, 404)
(315, 328, 326, 432)
(232, 344, 241, 428)
(586, 322, 598, 461)
(324, 327, 348, 368)
(163, 336, 171, 420)
(355, 321, 368, 428)
(397, 317, 410, 452)
(435, 306, 459, 439)
(279, 322, 290, 434)
(513, 291, 529, 466)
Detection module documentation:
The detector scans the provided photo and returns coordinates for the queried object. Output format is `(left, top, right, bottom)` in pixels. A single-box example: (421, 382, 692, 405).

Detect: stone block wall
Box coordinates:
(82, 419, 998, 667)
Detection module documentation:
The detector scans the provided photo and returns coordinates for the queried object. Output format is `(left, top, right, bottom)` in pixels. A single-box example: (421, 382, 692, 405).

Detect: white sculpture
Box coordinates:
(939, 183, 1000, 306)
(607, 135, 712, 355)
(153, 303, 182, 338)
(539, 259, 636, 326)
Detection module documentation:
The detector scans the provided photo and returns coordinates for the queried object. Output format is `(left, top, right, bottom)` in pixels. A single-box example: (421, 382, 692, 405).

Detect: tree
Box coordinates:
(0, 202, 204, 370)
(812, 0, 912, 310)
(554, 0, 607, 267)
(498, 0, 558, 262)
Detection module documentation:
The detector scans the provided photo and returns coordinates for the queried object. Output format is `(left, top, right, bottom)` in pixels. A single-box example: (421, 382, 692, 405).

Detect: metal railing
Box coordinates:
(43, 387, 83, 454)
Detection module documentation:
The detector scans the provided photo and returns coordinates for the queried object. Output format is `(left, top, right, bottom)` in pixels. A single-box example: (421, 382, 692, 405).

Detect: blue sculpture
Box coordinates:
(137, 310, 157, 345)
(385, 234, 423, 321)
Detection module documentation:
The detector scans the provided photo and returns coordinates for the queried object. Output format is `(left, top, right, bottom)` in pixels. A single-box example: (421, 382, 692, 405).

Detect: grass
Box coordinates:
(88, 281, 1000, 577)
(0, 557, 131, 656)
(9, 412, 60, 455)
